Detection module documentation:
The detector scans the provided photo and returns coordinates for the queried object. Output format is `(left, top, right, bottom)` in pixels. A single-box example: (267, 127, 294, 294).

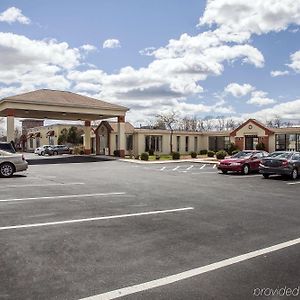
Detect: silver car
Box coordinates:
(0, 150, 28, 178)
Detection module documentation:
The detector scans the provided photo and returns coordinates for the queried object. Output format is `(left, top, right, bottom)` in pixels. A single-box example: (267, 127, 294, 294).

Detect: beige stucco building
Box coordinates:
(25, 118, 300, 156)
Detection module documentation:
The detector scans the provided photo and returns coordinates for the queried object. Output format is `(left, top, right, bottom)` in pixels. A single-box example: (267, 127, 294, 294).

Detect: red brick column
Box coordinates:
(235, 137, 244, 150)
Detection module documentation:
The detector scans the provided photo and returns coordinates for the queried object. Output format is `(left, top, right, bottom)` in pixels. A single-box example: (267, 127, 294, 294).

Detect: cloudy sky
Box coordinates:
(0, 0, 300, 125)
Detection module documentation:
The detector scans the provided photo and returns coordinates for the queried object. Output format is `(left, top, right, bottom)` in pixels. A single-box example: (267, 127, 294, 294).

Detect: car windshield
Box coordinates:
(231, 151, 253, 158)
(276, 152, 294, 159)
(268, 152, 284, 157)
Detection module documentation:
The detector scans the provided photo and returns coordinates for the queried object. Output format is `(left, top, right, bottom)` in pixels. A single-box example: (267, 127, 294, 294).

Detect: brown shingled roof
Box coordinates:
(1, 89, 128, 111)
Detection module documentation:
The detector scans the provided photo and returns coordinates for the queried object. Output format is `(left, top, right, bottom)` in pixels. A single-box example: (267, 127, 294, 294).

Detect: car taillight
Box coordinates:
(281, 160, 288, 167)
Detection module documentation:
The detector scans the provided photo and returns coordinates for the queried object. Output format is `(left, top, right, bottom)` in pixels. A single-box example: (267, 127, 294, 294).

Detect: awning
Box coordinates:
(46, 130, 55, 137)
(35, 132, 41, 138)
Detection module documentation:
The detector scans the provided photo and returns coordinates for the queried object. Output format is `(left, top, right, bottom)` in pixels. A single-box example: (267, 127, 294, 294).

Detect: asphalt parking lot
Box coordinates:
(0, 160, 299, 300)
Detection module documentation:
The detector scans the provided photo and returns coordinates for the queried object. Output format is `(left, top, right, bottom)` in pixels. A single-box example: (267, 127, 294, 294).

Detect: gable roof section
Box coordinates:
(1, 89, 128, 112)
(230, 119, 274, 136)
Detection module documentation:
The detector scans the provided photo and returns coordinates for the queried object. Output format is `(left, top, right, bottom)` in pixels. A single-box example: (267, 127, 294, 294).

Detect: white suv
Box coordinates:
(34, 145, 52, 156)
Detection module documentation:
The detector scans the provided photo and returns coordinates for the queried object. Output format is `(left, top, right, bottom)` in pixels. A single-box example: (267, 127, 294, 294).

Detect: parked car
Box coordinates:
(218, 150, 269, 175)
(0, 150, 28, 177)
(259, 151, 300, 180)
(0, 142, 16, 154)
(45, 145, 72, 155)
(34, 145, 53, 156)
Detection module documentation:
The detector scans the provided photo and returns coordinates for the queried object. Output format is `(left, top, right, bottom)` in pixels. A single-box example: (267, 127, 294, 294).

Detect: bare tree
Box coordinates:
(155, 111, 179, 153)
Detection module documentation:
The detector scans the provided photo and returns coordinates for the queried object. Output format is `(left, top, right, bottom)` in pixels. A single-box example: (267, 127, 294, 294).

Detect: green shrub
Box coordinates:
(199, 149, 208, 155)
(231, 150, 239, 155)
(155, 154, 160, 160)
(256, 142, 266, 150)
(190, 151, 197, 158)
(207, 150, 215, 157)
(148, 149, 154, 155)
(172, 152, 180, 160)
(227, 143, 239, 155)
(73, 145, 85, 155)
(141, 152, 149, 161)
(216, 150, 228, 159)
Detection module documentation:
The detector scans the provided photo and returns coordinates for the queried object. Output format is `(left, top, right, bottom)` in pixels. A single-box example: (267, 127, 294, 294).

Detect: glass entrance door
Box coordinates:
(245, 136, 258, 150)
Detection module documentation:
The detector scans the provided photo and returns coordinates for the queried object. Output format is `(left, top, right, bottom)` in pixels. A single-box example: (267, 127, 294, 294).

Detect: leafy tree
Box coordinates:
(58, 128, 68, 145)
(66, 126, 83, 145)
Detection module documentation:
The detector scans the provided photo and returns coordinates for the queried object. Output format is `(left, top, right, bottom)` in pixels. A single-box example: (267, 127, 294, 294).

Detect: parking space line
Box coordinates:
(0, 192, 126, 203)
(0, 207, 194, 231)
(229, 175, 262, 179)
(0, 182, 85, 189)
(186, 165, 194, 171)
(200, 164, 206, 169)
(172, 166, 180, 171)
(160, 167, 166, 171)
(287, 181, 300, 185)
(81, 236, 300, 300)
(213, 164, 216, 169)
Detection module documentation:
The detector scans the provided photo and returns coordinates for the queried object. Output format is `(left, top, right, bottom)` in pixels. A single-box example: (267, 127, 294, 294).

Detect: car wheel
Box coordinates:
(54, 151, 58, 155)
(242, 164, 250, 175)
(221, 170, 228, 174)
(0, 163, 14, 178)
(41, 151, 45, 156)
(291, 168, 298, 180)
(263, 173, 270, 179)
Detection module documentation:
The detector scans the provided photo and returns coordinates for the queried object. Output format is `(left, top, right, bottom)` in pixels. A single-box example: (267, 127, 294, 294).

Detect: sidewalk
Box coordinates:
(119, 158, 219, 164)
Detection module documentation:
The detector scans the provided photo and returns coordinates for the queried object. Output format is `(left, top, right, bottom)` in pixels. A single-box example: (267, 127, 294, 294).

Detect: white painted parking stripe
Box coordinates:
(172, 166, 180, 171)
(200, 164, 206, 169)
(213, 164, 216, 169)
(160, 167, 166, 171)
(0, 207, 194, 231)
(0, 192, 126, 203)
(80, 236, 300, 300)
(186, 165, 194, 170)
(229, 174, 262, 178)
(287, 181, 300, 185)
(0, 182, 85, 189)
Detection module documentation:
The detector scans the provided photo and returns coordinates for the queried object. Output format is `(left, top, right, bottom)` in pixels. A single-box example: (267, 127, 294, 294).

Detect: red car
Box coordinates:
(218, 150, 269, 175)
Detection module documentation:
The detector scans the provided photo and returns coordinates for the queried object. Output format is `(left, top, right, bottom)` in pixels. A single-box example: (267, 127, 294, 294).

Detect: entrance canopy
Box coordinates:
(0, 89, 129, 155)
(0, 89, 128, 121)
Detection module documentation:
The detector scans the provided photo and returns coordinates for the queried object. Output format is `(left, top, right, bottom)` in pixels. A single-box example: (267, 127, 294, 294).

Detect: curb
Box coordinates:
(119, 159, 219, 165)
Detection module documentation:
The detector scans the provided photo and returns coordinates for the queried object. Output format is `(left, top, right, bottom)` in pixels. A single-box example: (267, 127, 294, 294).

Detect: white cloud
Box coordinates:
(244, 99, 300, 121)
(225, 83, 254, 97)
(199, 0, 300, 43)
(247, 90, 276, 106)
(80, 44, 97, 52)
(0, 7, 30, 25)
(270, 70, 289, 77)
(139, 47, 156, 56)
(287, 50, 300, 73)
(103, 39, 121, 49)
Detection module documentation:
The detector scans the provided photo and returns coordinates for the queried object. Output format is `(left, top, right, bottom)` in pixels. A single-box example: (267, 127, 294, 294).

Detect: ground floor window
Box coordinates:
(145, 135, 162, 152)
(176, 136, 180, 152)
(115, 135, 119, 150)
(36, 137, 40, 148)
(185, 136, 189, 152)
(275, 134, 300, 151)
(29, 138, 33, 149)
(209, 136, 230, 151)
(48, 136, 54, 145)
(126, 134, 133, 151)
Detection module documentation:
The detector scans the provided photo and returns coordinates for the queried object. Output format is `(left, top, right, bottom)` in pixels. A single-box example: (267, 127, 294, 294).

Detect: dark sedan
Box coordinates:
(259, 151, 300, 180)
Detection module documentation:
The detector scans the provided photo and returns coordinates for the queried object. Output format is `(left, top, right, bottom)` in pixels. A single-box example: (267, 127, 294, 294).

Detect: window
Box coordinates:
(209, 136, 230, 152)
(276, 134, 300, 151)
(176, 136, 180, 152)
(115, 135, 119, 150)
(145, 136, 162, 152)
(185, 136, 189, 152)
(194, 137, 198, 152)
(36, 137, 40, 148)
(292, 153, 300, 161)
(126, 135, 133, 151)
(29, 138, 33, 148)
